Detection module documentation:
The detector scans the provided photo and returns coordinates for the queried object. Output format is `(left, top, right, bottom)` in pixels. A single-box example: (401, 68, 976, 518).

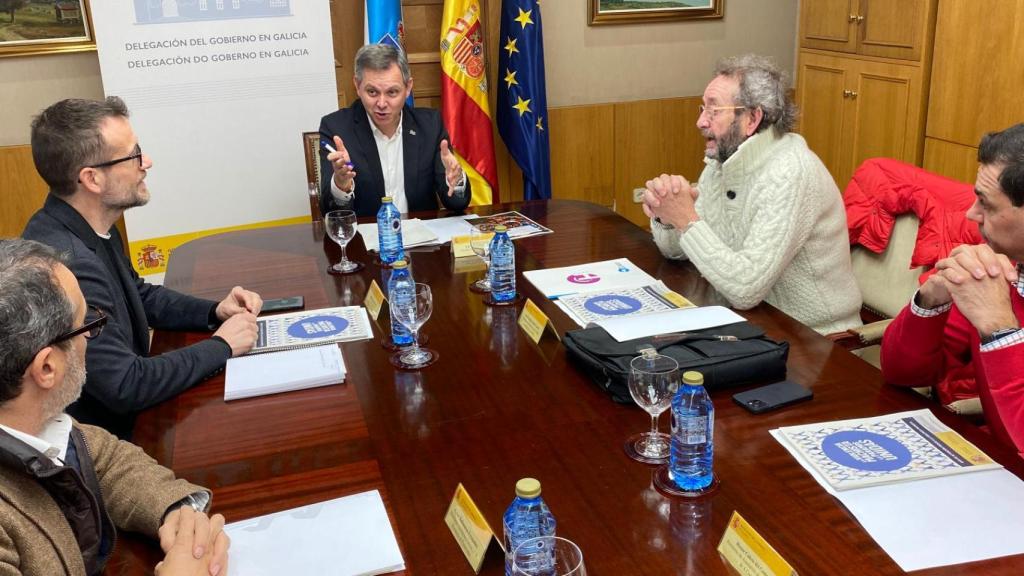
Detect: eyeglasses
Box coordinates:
(698, 105, 746, 119)
(49, 305, 107, 346)
(87, 143, 143, 169)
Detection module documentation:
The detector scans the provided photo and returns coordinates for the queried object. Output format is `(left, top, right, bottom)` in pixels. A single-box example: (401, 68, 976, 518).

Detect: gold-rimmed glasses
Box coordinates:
(697, 105, 746, 119)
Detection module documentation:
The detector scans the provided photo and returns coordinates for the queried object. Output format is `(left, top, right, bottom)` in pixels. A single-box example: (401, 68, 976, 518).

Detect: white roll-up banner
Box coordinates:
(91, 1, 337, 279)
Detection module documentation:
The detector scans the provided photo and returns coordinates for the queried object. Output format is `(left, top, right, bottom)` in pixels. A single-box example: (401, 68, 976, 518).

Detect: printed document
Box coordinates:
(225, 345, 345, 401)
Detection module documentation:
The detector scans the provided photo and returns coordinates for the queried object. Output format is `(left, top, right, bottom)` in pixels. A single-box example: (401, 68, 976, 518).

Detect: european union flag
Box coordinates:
(497, 0, 551, 200)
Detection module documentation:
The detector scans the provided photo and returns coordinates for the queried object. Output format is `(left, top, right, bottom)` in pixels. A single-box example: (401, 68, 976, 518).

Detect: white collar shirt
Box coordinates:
(368, 112, 408, 213)
(0, 413, 74, 466)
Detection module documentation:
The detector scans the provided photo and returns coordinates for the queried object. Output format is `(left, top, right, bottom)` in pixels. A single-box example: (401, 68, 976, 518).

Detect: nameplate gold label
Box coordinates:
(364, 280, 386, 321)
(444, 483, 497, 573)
(518, 298, 558, 344)
(717, 511, 798, 576)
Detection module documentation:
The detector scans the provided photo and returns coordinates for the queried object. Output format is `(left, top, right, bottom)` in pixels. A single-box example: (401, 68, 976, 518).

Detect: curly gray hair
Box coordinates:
(714, 54, 797, 135)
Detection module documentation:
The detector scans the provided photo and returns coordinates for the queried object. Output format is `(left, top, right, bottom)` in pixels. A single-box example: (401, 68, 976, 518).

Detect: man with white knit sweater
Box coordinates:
(642, 54, 861, 335)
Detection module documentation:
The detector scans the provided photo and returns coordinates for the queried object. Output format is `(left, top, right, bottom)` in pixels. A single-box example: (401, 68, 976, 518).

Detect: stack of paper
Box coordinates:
(772, 409, 1024, 570)
(555, 281, 694, 327)
(359, 219, 441, 252)
(523, 258, 657, 299)
(225, 345, 346, 401)
(225, 490, 405, 576)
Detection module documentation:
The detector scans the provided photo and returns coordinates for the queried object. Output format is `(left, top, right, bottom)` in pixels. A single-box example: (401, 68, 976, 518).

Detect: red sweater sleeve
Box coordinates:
(880, 305, 973, 388)
(978, 344, 1024, 453)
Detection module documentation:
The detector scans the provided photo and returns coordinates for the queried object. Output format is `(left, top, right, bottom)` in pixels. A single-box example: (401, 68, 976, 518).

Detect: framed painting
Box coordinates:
(0, 0, 95, 58)
(590, 0, 724, 26)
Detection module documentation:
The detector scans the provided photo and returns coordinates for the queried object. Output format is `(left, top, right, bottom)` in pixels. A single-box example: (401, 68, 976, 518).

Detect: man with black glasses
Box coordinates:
(22, 97, 261, 439)
(0, 238, 229, 576)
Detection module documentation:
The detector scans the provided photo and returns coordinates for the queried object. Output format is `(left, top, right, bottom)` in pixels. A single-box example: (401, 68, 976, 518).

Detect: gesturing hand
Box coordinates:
(329, 135, 357, 192)
(439, 139, 465, 197)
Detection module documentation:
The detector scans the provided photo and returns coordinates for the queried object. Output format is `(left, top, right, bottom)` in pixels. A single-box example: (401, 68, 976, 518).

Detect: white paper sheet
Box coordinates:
(225, 345, 345, 401)
(593, 305, 745, 342)
(771, 428, 1024, 571)
(420, 214, 477, 244)
(359, 219, 441, 252)
(226, 490, 405, 576)
(522, 258, 656, 299)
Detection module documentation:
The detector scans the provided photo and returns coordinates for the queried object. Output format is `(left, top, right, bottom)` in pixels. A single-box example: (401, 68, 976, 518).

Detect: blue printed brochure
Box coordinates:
(250, 306, 373, 354)
(775, 409, 1000, 491)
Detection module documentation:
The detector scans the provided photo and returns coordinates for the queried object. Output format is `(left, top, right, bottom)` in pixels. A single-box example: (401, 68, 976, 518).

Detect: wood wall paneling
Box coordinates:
(796, 53, 849, 182)
(613, 97, 706, 228)
(0, 145, 49, 238)
(922, 137, 978, 185)
(547, 105, 615, 207)
(926, 0, 1024, 146)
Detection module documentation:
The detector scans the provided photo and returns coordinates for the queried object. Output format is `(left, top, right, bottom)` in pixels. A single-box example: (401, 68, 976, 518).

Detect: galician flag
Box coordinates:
(365, 0, 413, 106)
(440, 0, 499, 205)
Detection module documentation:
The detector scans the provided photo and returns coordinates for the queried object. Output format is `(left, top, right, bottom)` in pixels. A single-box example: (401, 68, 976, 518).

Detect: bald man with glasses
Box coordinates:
(22, 97, 261, 439)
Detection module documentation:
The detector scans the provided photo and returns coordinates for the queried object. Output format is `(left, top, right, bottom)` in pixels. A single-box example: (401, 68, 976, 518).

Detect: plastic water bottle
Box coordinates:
(669, 370, 714, 491)
(377, 196, 404, 265)
(488, 225, 515, 302)
(503, 478, 556, 576)
(387, 259, 414, 347)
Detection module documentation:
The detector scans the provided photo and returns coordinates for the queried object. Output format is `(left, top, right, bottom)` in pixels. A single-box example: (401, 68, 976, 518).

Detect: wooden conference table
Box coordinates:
(106, 200, 1024, 575)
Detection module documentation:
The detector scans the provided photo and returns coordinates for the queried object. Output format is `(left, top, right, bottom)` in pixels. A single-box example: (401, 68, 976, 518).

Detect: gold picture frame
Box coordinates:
(0, 0, 95, 58)
(589, 0, 724, 26)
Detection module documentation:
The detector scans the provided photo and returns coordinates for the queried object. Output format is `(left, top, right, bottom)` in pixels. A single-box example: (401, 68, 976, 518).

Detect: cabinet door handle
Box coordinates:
(843, 89, 853, 98)
(856, 15, 865, 23)
(849, 91, 858, 99)
(848, 13, 858, 22)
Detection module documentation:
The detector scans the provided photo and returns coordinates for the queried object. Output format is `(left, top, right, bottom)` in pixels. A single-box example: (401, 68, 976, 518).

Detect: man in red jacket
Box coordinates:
(882, 123, 1024, 455)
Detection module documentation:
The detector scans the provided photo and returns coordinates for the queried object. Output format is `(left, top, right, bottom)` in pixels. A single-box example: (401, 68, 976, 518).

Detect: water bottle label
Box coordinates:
(680, 416, 707, 444)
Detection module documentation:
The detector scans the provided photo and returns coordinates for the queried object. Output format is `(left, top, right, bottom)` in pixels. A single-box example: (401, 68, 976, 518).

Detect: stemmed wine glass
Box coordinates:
(389, 283, 439, 369)
(325, 210, 362, 274)
(625, 349, 679, 464)
(512, 536, 587, 576)
(468, 228, 493, 293)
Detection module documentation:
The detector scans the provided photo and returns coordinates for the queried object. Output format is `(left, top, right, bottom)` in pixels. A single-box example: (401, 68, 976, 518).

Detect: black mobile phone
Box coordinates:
(732, 380, 813, 414)
(261, 296, 304, 314)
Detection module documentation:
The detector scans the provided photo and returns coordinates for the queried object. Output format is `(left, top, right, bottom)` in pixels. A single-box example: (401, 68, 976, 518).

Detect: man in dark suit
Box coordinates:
(22, 97, 261, 439)
(318, 43, 472, 217)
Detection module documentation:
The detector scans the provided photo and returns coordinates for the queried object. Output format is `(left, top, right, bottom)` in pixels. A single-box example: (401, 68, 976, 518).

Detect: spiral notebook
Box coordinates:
(249, 306, 373, 354)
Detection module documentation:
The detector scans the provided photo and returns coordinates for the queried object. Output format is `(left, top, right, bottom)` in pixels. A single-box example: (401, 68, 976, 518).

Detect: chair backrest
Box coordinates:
(850, 214, 926, 318)
(302, 131, 322, 221)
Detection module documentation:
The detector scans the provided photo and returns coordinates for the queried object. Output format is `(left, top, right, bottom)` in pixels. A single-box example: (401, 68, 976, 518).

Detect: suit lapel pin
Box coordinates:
(409, 129, 416, 136)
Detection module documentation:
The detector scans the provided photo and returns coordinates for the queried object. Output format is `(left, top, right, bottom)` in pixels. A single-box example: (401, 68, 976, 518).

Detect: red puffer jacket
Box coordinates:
(845, 158, 983, 405)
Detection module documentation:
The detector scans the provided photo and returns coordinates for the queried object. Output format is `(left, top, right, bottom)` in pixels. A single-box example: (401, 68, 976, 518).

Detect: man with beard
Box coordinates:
(642, 54, 861, 335)
(0, 238, 229, 576)
(882, 124, 1024, 456)
(22, 97, 261, 439)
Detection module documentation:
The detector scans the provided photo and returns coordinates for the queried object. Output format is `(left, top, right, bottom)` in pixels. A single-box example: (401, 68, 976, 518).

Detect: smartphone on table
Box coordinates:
(260, 296, 304, 314)
(732, 380, 813, 414)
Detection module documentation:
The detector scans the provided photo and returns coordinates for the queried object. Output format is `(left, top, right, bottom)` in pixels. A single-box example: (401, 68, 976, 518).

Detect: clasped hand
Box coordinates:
(641, 173, 700, 229)
(156, 507, 230, 576)
(213, 286, 261, 356)
(918, 244, 1019, 336)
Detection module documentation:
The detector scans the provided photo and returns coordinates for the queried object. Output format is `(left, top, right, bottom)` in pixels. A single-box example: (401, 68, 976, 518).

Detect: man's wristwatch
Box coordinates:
(981, 327, 1019, 345)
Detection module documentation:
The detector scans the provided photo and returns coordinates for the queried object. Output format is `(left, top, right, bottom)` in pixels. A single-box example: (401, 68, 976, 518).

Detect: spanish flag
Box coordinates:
(440, 0, 499, 205)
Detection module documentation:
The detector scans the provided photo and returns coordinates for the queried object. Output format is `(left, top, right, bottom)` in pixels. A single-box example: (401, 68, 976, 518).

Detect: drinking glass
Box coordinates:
(468, 228, 493, 293)
(512, 536, 586, 576)
(325, 210, 362, 274)
(625, 350, 679, 464)
(389, 283, 439, 369)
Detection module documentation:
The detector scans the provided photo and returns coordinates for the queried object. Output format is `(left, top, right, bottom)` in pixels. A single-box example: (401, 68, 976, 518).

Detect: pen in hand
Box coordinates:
(322, 140, 353, 169)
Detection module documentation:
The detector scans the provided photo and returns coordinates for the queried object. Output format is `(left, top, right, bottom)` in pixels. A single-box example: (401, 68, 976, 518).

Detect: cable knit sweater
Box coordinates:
(652, 130, 862, 335)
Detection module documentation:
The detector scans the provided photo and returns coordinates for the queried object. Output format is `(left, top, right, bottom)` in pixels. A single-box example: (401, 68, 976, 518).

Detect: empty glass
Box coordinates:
(325, 210, 362, 274)
(512, 536, 586, 576)
(389, 283, 439, 369)
(625, 350, 679, 464)
(468, 228, 493, 293)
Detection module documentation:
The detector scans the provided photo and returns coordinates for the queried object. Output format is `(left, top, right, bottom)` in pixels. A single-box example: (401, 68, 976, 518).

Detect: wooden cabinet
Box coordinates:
(796, 0, 936, 187)
(797, 51, 927, 188)
(800, 0, 933, 61)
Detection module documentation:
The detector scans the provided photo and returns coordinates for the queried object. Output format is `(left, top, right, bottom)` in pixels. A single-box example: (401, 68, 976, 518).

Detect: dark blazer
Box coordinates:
(22, 195, 230, 439)
(318, 100, 472, 217)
